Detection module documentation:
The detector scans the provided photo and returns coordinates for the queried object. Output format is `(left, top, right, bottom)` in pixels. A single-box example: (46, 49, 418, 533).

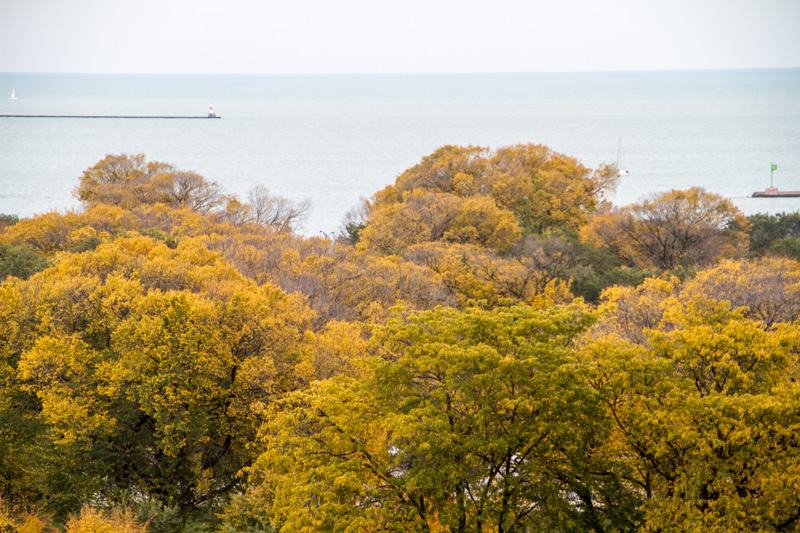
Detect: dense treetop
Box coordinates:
(357, 144, 618, 254)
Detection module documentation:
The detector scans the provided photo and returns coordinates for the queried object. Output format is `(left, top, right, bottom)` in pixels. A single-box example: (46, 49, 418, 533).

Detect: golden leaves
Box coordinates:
(1, 232, 316, 511)
(581, 187, 750, 272)
(582, 262, 800, 532)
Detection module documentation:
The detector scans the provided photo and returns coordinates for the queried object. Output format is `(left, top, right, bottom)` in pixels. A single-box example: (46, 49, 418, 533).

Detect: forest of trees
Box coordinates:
(0, 146, 799, 532)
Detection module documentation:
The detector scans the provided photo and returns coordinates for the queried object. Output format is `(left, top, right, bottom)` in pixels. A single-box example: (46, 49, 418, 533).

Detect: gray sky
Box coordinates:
(1, 0, 798, 73)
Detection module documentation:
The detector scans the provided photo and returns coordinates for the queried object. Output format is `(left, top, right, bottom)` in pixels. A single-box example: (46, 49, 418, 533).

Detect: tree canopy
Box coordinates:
(358, 144, 619, 254)
(581, 187, 749, 271)
(1, 150, 799, 532)
(0, 236, 314, 517)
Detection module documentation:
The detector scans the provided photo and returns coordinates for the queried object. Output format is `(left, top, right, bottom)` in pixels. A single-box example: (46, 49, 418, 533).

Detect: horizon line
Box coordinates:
(2, 66, 799, 76)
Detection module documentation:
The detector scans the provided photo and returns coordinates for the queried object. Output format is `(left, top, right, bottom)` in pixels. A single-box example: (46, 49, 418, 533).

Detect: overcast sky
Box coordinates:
(1, 0, 798, 73)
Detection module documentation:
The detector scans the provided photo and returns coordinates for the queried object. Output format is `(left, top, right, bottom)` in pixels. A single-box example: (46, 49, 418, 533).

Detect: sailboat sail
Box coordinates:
(10, 88, 17, 100)
(616, 137, 629, 176)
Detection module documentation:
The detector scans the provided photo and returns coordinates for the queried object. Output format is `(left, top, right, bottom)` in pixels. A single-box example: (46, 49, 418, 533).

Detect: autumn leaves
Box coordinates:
(359, 143, 618, 253)
(1, 237, 312, 518)
(0, 145, 799, 531)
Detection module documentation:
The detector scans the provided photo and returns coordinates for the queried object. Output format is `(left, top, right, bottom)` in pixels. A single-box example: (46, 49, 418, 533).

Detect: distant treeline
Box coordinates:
(1, 146, 799, 532)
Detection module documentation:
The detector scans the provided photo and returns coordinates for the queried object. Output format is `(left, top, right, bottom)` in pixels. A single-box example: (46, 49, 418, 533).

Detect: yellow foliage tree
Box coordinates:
(391, 144, 489, 196)
(581, 187, 749, 271)
(2, 236, 314, 516)
(402, 240, 574, 309)
(488, 143, 618, 233)
(359, 190, 521, 255)
(64, 506, 145, 533)
(240, 303, 642, 532)
(680, 256, 800, 327)
(582, 280, 800, 532)
(0, 211, 83, 254)
(590, 257, 800, 346)
(75, 154, 224, 213)
(362, 144, 617, 252)
(213, 233, 455, 324)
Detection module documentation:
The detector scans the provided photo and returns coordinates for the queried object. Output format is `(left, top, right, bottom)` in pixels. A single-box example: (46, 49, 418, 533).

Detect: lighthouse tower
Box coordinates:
(208, 104, 216, 118)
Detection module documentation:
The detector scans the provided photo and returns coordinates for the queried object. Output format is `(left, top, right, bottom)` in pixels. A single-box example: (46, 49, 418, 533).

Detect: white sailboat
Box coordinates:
(10, 88, 17, 100)
(616, 137, 629, 176)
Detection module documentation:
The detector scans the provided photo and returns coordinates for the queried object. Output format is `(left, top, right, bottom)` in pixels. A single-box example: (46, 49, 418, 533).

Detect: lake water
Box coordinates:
(1, 70, 799, 235)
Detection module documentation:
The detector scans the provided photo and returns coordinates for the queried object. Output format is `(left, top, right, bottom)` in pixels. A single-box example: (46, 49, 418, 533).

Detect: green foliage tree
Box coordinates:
(337, 197, 371, 245)
(0, 214, 20, 232)
(748, 211, 800, 258)
(566, 237, 649, 303)
(0, 243, 49, 281)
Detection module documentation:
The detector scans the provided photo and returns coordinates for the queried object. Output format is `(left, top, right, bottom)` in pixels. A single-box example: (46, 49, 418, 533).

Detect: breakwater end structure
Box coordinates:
(752, 164, 798, 197)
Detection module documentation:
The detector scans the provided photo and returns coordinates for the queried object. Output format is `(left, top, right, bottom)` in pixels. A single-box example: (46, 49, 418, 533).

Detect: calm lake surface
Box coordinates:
(1, 70, 799, 234)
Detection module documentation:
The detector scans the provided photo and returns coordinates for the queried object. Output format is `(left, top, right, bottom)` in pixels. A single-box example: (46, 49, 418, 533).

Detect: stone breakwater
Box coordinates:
(0, 114, 221, 119)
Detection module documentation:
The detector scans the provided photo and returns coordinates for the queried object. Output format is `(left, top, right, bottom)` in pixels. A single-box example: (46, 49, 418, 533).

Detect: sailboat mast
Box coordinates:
(615, 137, 629, 176)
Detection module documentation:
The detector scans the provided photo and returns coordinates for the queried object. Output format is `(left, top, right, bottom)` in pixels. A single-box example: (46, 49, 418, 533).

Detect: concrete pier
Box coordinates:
(0, 114, 221, 119)
(752, 189, 800, 198)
